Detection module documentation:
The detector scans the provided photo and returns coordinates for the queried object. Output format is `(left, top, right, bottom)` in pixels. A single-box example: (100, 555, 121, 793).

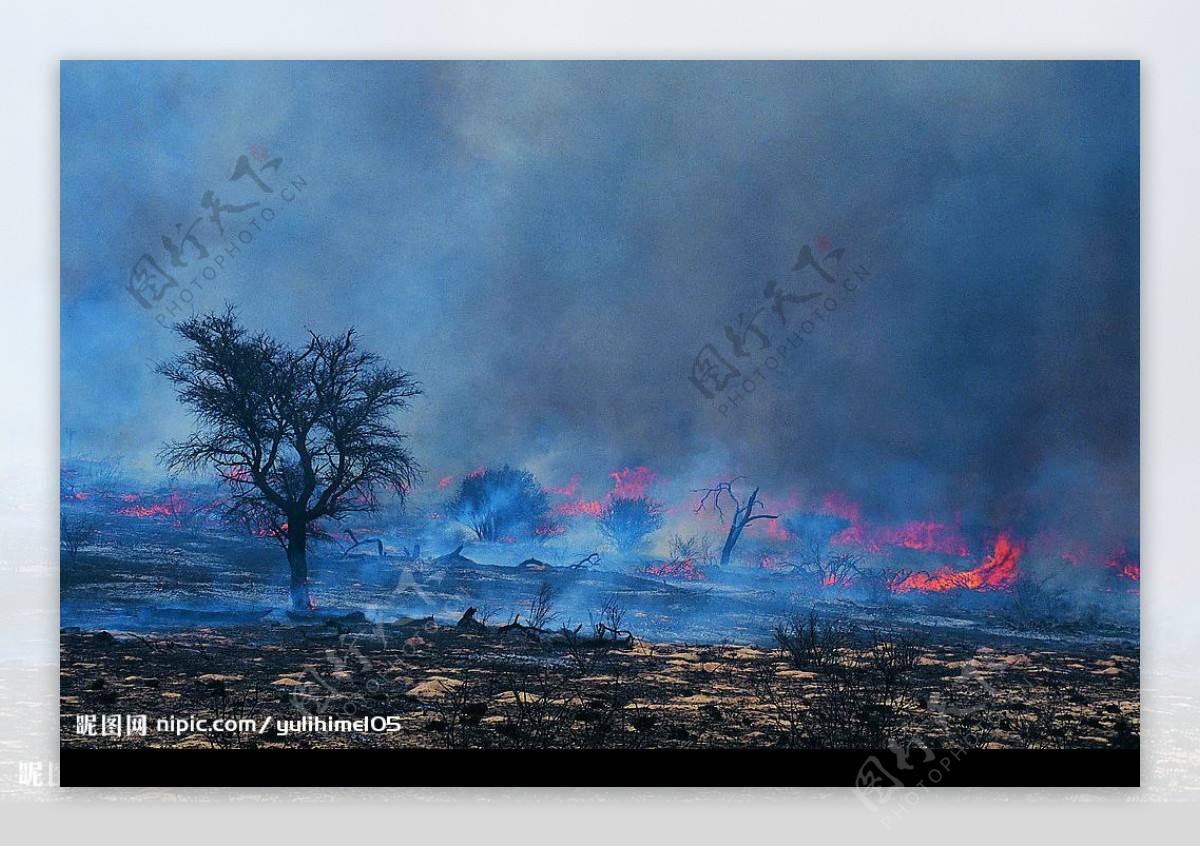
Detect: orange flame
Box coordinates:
(546, 474, 582, 497)
(609, 466, 659, 498)
(758, 552, 791, 571)
(765, 518, 791, 540)
(876, 520, 970, 557)
(889, 533, 1023, 593)
(115, 492, 198, 524)
(1108, 547, 1140, 582)
(552, 499, 604, 517)
(805, 493, 970, 557)
(823, 493, 869, 548)
(253, 520, 287, 540)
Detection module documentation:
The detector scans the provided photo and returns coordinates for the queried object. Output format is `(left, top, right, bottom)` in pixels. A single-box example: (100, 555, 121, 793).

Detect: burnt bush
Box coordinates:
(864, 627, 924, 684)
(856, 567, 902, 604)
(524, 580, 556, 631)
(61, 513, 101, 560)
(750, 659, 809, 747)
(560, 596, 634, 676)
(425, 672, 494, 750)
(762, 614, 926, 748)
(447, 465, 552, 542)
(598, 496, 664, 553)
(667, 533, 716, 567)
(772, 610, 853, 670)
(804, 662, 917, 748)
(1000, 573, 1071, 630)
(783, 512, 852, 571)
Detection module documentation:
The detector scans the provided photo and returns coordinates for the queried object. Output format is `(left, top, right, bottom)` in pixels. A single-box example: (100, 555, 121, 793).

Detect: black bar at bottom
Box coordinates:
(60, 748, 1139, 788)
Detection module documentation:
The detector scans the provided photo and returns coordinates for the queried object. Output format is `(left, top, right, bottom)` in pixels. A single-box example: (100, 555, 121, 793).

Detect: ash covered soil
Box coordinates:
(61, 518, 1139, 750)
(60, 617, 1138, 751)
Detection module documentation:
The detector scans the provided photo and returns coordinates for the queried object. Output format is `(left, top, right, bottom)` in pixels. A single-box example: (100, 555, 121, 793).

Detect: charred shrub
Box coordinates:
(200, 684, 265, 750)
(597, 595, 630, 641)
(857, 567, 902, 604)
(1000, 573, 1070, 630)
(762, 615, 925, 748)
(667, 533, 716, 567)
(561, 596, 634, 676)
(494, 664, 578, 749)
(425, 673, 494, 750)
(524, 580, 556, 631)
(864, 627, 924, 687)
(784, 512, 852, 575)
(772, 610, 853, 670)
(598, 496, 664, 553)
(805, 662, 913, 748)
(815, 552, 863, 590)
(60, 513, 102, 561)
(750, 659, 809, 747)
(448, 465, 551, 542)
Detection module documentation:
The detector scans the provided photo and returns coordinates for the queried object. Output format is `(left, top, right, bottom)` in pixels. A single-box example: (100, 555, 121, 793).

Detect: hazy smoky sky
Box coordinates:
(61, 61, 1139, 542)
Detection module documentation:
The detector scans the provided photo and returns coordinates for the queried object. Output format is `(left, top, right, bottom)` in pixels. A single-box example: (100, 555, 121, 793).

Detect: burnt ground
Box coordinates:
(60, 619, 1138, 750)
(60, 514, 1139, 750)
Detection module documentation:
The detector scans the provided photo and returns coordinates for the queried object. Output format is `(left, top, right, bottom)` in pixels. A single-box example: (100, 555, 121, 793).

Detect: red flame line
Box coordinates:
(644, 558, 707, 581)
(889, 533, 1022, 593)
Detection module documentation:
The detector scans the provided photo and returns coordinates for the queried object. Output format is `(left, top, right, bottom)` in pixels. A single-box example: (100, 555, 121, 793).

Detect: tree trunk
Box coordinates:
(719, 526, 741, 568)
(287, 518, 311, 610)
(718, 488, 759, 568)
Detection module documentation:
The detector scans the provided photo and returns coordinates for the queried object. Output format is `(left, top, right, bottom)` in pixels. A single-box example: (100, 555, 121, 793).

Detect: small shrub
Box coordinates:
(772, 610, 853, 670)
(61, 514, 101, 560)
(525, 580, 556, 630)
(667, 533, 715, 567)
(448, 466, 551, 542)
(598, 496, 664, 553)
(1001, 574, 1070, 630)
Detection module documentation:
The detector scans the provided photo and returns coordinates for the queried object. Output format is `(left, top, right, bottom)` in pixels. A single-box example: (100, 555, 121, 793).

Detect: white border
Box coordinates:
(4, 1, 1198, 843)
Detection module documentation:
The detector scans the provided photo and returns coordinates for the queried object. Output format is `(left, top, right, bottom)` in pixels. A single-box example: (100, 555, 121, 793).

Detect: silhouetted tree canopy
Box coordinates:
(157, 307, 422, 608)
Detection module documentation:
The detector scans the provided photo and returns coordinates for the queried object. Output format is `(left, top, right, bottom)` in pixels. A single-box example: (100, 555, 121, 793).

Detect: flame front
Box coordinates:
(889, 533, 1023, 593)
(1108, 546, 1140, 582)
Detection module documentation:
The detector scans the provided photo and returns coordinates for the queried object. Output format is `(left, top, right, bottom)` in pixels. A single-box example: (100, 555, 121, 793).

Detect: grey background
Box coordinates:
(2, 0, 1198, 843)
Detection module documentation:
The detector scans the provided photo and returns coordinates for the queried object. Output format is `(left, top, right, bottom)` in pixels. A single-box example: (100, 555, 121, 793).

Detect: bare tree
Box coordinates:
(693, 478, 780, 568)
(157, 308, 422, 609)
